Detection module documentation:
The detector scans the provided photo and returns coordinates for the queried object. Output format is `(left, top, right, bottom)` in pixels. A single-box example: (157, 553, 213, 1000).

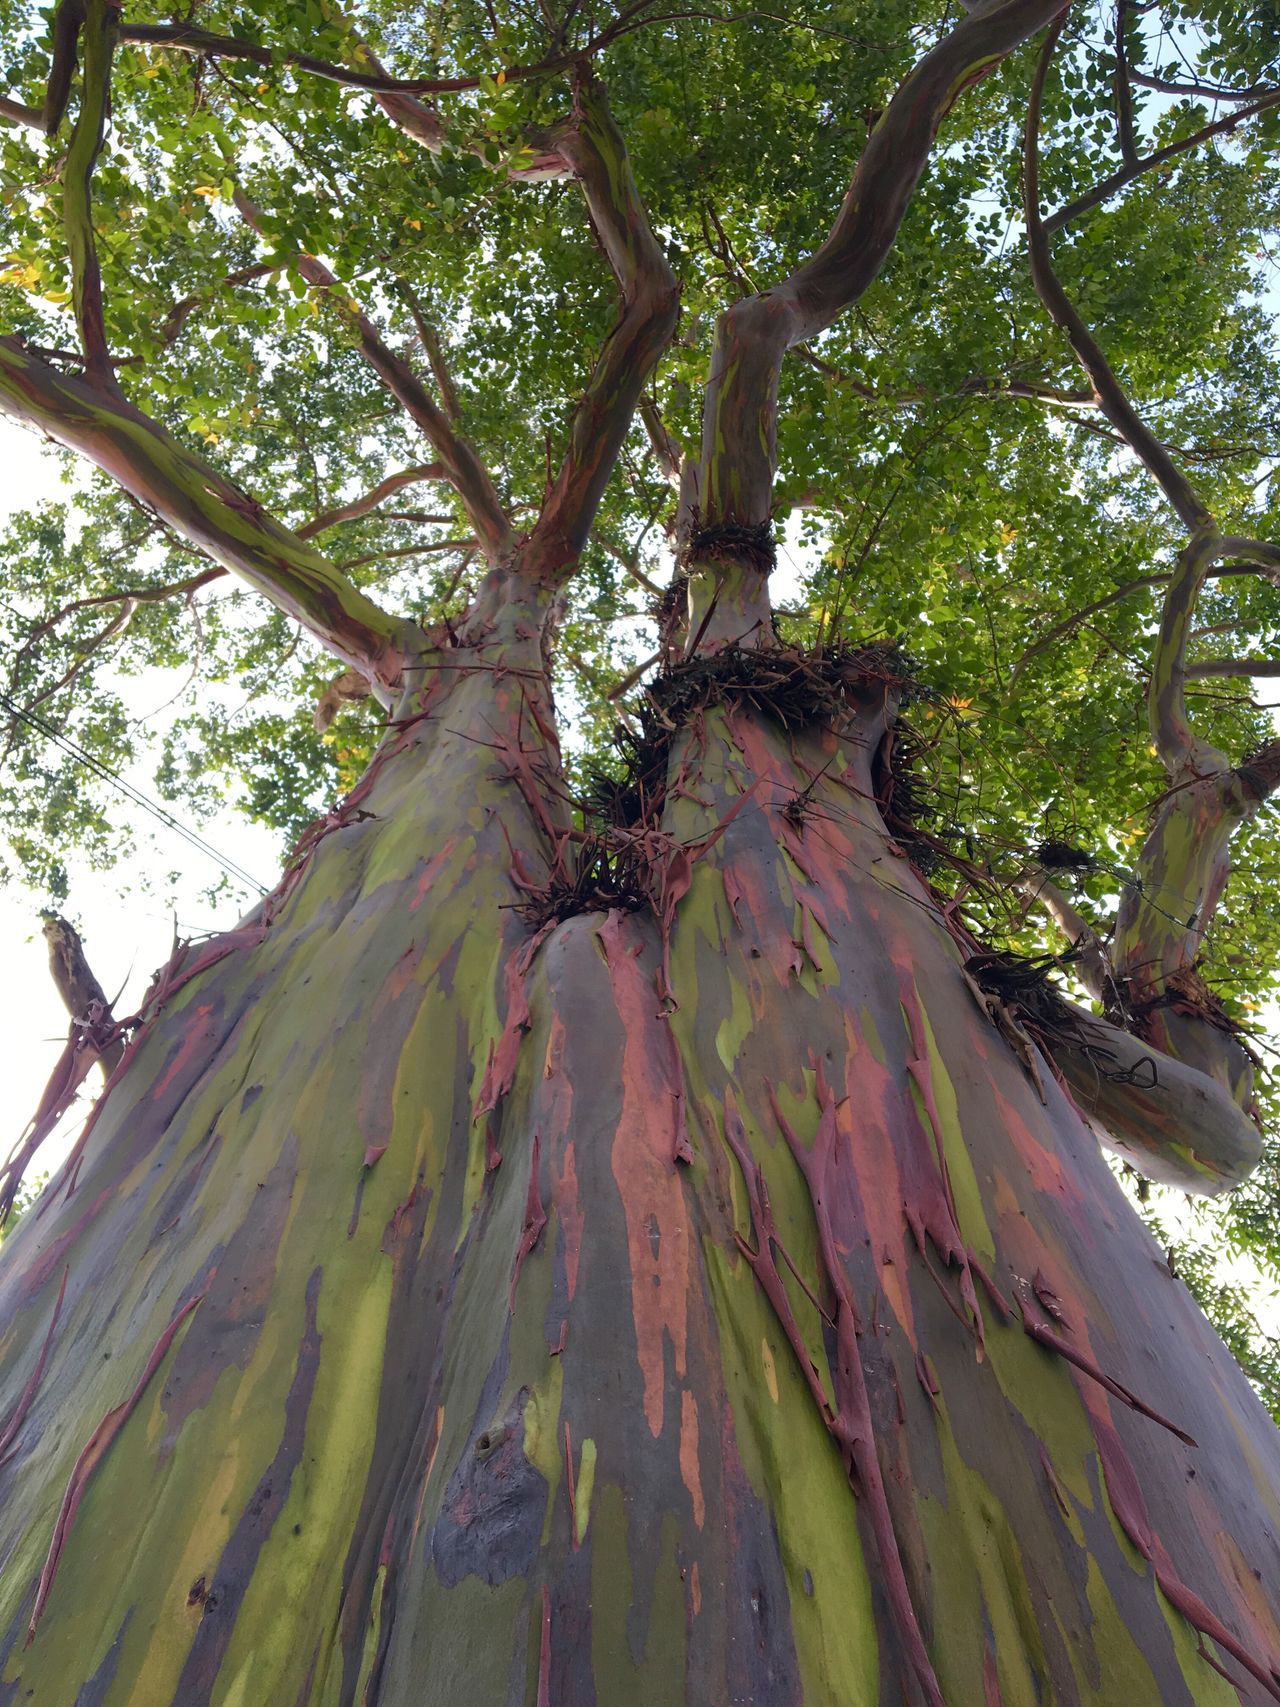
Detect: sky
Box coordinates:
(0, 417, 281, 1183)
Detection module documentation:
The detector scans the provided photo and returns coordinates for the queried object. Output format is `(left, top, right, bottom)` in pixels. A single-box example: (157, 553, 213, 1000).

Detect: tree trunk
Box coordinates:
(1, 614, 1279, 1706)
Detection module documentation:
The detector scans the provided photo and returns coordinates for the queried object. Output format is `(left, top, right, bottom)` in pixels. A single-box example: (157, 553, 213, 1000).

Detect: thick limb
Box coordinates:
(520, 77, 679, 584)
(0, 340, 410, 692)
(683, 0, 1069, 648)
(1042, 1000, 1262, 1193)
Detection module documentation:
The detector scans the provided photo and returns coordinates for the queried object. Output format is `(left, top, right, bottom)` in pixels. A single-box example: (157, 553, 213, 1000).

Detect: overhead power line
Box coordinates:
(0, 691, 270, 895)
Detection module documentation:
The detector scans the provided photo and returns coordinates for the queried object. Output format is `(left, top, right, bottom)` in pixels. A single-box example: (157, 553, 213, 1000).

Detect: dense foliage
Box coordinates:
(3, 0, 1280, 1404)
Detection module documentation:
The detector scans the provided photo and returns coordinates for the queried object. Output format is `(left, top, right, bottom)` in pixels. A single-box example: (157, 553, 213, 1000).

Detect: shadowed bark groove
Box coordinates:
(1, 643, 1279, 1704)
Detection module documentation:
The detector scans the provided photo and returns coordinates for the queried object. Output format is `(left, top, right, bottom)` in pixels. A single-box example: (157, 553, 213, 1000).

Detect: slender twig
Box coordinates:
(297, 465, 448, 539)
(235, 191, 515, 564)
(1044, 86, 1280, 235)
(339, 538, 478, 573)
(592, 529, 664, 598)
(396, 284, 463, 422)
(1124, 67, 1270, 102)
(522, 76, 679, 583)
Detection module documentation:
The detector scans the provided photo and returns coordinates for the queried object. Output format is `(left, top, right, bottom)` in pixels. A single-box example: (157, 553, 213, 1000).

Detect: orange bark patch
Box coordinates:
(152, 1005, 215, 1099)
(600, 912, 691, 1437)
(680, 1390, 705, 1528)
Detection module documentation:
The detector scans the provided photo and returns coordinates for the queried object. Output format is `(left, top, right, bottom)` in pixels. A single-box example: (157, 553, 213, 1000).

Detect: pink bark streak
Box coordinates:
(600, 910, 692, 1437)
(509, 1133, 547, 1309)
(557, 1136, 583, 1303)
(0, 1266, 68, 1464)
(767, 1084, 949, 1707)
(679, 1390, 705, 1529)
(26, 1287, 205, 1643)
(475, 926, 553, 1119)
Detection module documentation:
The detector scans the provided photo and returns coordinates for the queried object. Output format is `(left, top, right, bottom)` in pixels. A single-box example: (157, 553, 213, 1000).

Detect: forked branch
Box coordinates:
(234, 192, 515, 564)
(521, 75, 679, 583)
(1024, 28, 1280, 1158)
(692, 0, 1072, 535)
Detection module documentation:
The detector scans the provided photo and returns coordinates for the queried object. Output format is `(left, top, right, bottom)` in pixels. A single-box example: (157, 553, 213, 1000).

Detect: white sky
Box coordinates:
(0, 418, 280, 1179)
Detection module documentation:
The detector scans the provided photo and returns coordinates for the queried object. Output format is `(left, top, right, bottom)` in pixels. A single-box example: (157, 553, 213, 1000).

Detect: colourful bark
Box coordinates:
(1, 633, 1278, 1705)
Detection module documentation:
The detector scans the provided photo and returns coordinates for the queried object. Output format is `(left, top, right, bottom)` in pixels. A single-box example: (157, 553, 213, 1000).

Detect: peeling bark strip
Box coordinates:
(510, 1134, 548, 1307)
(0, 1267, 67, 1465)
(27, 1287, 205, 1643)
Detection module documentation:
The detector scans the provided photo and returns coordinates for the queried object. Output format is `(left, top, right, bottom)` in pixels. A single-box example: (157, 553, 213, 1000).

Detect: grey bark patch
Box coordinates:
(432, 1391, 548, 1589)
(74, 1610, 132, 1705)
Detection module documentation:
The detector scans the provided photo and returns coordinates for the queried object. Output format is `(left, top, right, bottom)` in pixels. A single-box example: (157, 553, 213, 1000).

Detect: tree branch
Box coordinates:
(1125, 67, 1271, 102)
(1007, 562, 1271, 683)
(521, 76, 679, 583)
(691, 0, 1070, 543)
(1025, 27, 1280, 1145)
(1185, 657, 1280, 678)
(339, 537, 477, 573)
(1148, 534, 1280, 774)
(42, 913, 121, 1078)
(592, 526, 665, 597)
(1043, 999, 1262, 1194)
(42, 0, 83, 134)
(1019, 872, 1114, 1002)
(1111, 0, 1139, 167)
(1009, 573, 1168, 681)
(397, 285, 463, 421)
(0, 339, 409, 692)
(296, 464, 447, 539)
(0, 95, 43, 131)
(155, 262, 282, 356)
(1024, 20, 1211, 533)
(1043, 85, 1280, 234)
(118, 7, 661, 102)
(61, 0, 116, 388)
(640, 397, 685, 487)
(235, 192, 515, 564)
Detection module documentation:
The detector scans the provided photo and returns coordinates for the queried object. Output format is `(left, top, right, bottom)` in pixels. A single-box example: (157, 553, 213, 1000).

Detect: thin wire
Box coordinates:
(0, 692, 270, 895)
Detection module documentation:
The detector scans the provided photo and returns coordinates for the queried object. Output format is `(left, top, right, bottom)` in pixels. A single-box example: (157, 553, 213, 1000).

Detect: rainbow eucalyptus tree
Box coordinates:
(5, 0, 1280, 1699)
